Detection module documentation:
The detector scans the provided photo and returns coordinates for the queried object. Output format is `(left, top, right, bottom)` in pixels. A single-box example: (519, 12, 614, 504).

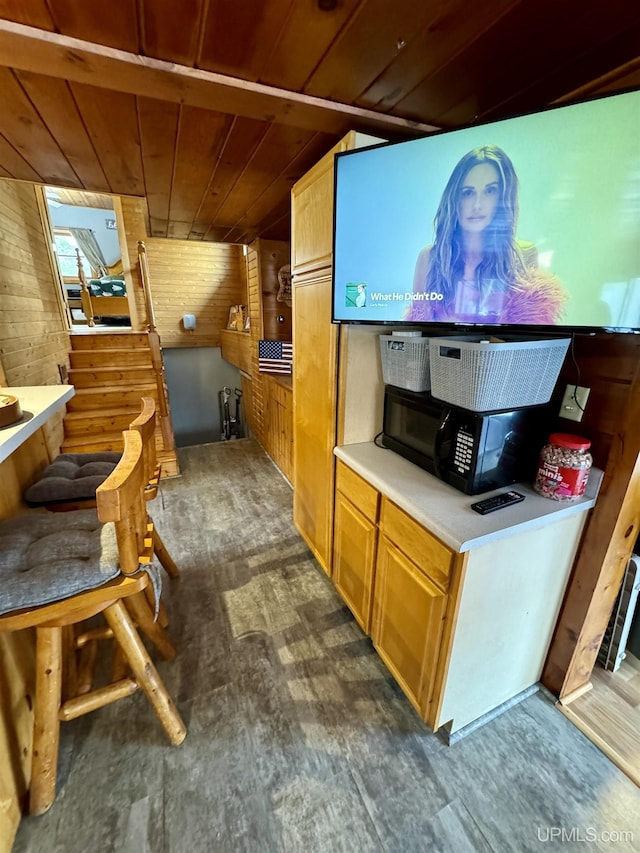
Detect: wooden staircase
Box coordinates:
(61, 331, 179, 477)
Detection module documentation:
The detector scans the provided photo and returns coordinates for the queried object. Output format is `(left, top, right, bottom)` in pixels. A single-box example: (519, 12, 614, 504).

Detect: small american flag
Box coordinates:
(258, 340, 293, 374)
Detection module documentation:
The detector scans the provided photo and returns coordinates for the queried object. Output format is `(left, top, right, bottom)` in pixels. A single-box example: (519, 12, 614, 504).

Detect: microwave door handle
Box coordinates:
(434, 410, 452, 479)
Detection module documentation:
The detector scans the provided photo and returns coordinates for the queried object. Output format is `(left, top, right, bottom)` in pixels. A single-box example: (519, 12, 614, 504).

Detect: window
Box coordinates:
(53, 229, 91, 279)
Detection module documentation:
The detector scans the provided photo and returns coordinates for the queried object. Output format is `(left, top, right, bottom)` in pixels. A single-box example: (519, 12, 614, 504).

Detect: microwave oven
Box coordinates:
(381, 385, 554, 495)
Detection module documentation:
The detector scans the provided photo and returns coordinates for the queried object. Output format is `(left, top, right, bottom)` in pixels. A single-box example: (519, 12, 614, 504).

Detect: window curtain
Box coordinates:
(69, 228, 108, 278)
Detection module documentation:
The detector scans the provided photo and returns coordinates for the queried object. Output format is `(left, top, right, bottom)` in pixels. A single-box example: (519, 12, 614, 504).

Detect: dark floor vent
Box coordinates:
(598, 554, 640, 672)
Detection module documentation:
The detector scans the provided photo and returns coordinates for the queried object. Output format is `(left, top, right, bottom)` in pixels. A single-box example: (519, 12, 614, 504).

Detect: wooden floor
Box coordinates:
(12, 441, 640, 853)
(559, 653, 640, 787)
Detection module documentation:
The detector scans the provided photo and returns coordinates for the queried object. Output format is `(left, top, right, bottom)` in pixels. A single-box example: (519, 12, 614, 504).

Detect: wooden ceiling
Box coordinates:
(0, 1, 638, 245)
(45, 187, 114, 209)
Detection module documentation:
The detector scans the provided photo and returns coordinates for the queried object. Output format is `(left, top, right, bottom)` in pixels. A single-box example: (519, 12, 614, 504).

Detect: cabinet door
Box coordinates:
(291, 134, 355, 275)
(333, 490, 377, 633)
(263, 377, 293, 483)
(292, 271, 338, 574)
(372, 536, 448, 719)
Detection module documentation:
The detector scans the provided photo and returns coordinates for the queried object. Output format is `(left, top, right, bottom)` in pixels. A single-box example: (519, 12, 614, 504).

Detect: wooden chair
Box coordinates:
(0, 429, 186, 815)
(129, 397, 179, 580)
(24, 397, 179, 580)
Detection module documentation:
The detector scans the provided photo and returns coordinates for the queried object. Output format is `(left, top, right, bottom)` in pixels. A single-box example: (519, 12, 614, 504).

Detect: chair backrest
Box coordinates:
(96, 429, 150, 574)
(129, 396, 159, 492)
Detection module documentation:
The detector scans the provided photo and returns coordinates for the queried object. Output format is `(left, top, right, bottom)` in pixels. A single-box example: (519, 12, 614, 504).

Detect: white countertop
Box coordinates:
(0, 385, 75, 464)
(334, 442, 602, 553)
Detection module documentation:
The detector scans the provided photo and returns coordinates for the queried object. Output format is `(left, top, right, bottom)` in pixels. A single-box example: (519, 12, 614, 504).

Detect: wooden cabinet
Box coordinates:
(372, 498, 454, 725)
(332, 461, 456, 724)
(292, 268, 338, 573)
(291, 136, 349, 574)
(262, 375, 293, 483)
(333, 447, 594, 736)
(373, 534, 448, 720)
(291, 135, 354, 275)
(291, 132, 383, 575)
(333, 461, 379, 632)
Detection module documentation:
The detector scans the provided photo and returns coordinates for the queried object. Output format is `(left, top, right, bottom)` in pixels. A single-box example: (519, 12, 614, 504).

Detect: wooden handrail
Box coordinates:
(135, 242, 175, 453)
(137, 241, 156, 332)
(76, 248, 96, 327)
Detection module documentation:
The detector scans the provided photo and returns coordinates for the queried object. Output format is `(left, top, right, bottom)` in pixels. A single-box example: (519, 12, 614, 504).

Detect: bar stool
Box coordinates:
(0, 429, 186, 815)
(24, 397, 179, 580)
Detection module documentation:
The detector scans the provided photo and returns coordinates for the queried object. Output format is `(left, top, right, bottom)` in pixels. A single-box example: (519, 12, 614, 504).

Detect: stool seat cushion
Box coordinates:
(0, 509, 120, 616)
(24, 452, 122, 506)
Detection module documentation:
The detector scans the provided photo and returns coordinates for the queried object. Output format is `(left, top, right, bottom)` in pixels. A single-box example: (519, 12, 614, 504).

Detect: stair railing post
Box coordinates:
(77, 249, 95, 327)
(137, 241, 156, 333)
(148, 330, 176, 452)
(137, 241, 175, 453)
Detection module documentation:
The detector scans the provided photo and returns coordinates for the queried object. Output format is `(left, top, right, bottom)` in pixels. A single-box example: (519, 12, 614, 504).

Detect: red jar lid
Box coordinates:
(548, 433, 591, 450)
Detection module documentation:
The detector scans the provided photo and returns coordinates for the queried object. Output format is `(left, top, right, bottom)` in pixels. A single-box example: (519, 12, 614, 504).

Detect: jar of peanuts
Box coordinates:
(534, 434, 592, 502)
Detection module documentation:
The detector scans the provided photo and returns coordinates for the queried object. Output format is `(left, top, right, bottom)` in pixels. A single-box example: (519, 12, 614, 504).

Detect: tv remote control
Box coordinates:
(470, 490, 525, 515)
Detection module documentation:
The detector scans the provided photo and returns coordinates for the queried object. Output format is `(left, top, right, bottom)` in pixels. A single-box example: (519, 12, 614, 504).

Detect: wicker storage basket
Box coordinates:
(379, 334, 431, 392)
(429, 335, 570, 411)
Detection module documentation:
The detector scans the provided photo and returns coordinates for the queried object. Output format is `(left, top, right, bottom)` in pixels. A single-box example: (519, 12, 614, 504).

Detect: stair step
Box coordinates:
(62, 429, 165, 454)
(68, 366, 156, 388)
(63, 409, 136, 436)
(69, 349, 152, 369)
(158, 451, 180, 479)
(63, 329, 179, 475)
(64, 405, 143, 422)
(70, 331, 150, 351)
(61, 432, 126, 454)
(66, 385, 158, 411)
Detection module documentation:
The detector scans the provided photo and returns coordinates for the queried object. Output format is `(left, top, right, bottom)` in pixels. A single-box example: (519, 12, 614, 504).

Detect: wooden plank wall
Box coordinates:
(0, 181, 69, 392)
(243, 238, 291, 447)
(543, 331, 640, 696)
(0, 177, 71, 849)
(551, 333, 640, 470)
(0, 178, 70, 507)
(260, 239, 292, 341)
(246, 241, 264, 445)
(118, 197, 247, 347)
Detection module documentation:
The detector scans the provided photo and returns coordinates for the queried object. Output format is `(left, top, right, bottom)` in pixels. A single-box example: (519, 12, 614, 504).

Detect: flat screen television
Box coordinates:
(332, 88, 640, 333)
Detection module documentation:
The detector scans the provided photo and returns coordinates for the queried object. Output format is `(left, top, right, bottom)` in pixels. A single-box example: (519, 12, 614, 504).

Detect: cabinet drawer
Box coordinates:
(336, 461, 379, 523)
(380, 498, 454, 591)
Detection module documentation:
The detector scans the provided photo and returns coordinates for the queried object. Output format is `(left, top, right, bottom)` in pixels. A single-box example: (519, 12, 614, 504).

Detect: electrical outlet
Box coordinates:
(559, 384, 590, 422)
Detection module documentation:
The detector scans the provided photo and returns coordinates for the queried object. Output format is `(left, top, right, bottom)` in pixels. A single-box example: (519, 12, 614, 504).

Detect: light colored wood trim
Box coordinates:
(0, 21, 437, 138)
(34, 185, 72, 329)
(557, 699, 640, 787)
(429, 552, 469, 731)
(556, 681, 594, 706)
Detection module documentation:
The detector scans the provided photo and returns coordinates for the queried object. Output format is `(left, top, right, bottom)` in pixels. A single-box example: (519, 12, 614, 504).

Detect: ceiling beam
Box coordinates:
(0, 20, 438, 139)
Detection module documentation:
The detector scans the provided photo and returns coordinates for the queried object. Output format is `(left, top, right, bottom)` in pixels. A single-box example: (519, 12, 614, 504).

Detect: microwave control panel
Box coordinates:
(452, 428, 474, 473)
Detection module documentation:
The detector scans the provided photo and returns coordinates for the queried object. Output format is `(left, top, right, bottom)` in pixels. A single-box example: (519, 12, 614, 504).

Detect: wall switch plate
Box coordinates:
(560, 384, 590, 422)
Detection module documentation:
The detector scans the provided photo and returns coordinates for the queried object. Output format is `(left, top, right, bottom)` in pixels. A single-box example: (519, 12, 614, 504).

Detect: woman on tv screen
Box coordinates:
(405, 145, 567, 325)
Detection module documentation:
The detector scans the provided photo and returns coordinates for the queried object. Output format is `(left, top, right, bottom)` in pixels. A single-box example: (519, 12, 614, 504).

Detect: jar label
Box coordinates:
(535, 464, 589, 500)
